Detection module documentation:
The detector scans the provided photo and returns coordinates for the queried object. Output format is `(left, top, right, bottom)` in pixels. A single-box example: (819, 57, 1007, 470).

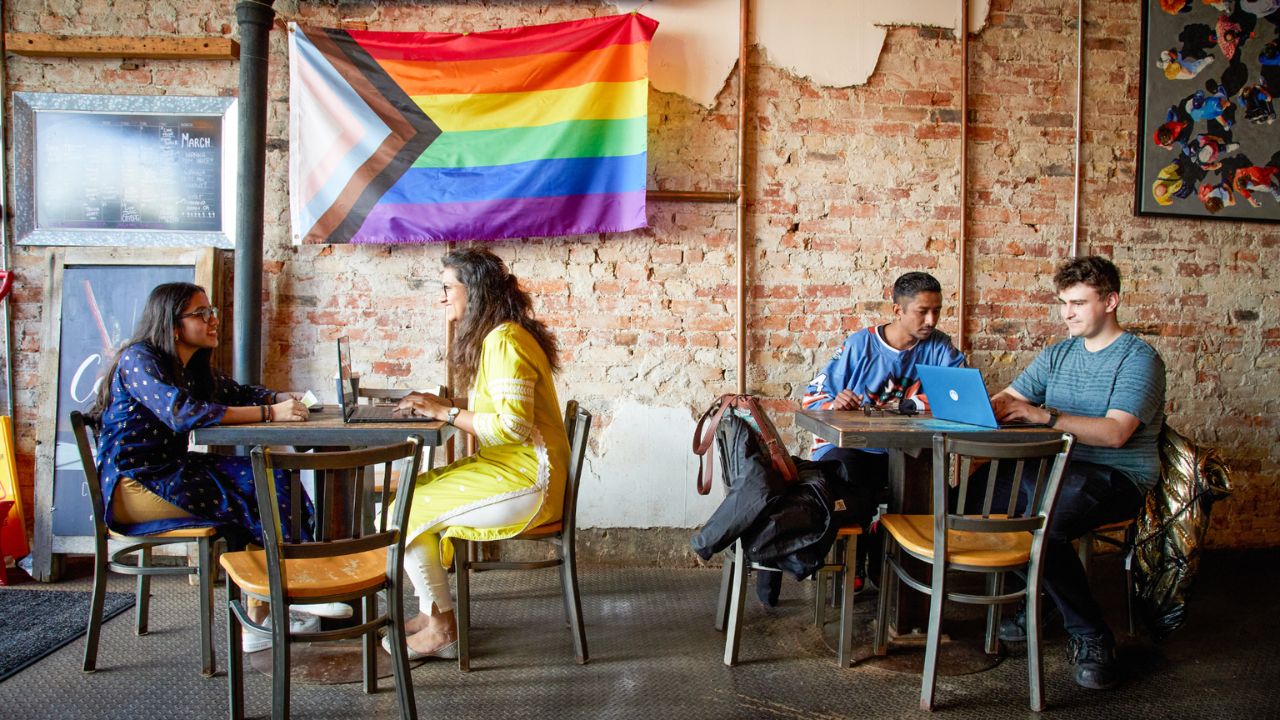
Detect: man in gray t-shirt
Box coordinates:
(990, 256, 1166, 691)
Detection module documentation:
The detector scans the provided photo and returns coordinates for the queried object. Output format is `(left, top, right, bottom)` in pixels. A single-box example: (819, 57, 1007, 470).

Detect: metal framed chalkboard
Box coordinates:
(12, 92, 238, 248)
(31, 247, 222, 581)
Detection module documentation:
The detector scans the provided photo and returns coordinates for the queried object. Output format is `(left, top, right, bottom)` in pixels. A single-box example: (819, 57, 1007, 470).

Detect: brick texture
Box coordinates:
(3, 0, 1275, 549)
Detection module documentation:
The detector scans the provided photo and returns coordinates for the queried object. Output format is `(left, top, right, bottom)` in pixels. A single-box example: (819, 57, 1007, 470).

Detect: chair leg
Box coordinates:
(873, 536, 893, 656)
(226, 583, 245, 720)
(82, 538, 109, 672)
(1077, 531, 1094, 572)
(837, 534, 858, 668)
(814, 558, 829, 628)
(136, 546, 152, 635)
(271, 602, 291, 720)
(362, 594, 377, 694)
(198, 537, 216, 677)
(984, 573, 1003, 655)
(714, 550, 735, 632)
(560, 539, 589, 665)
(454, 540, 471, 672)
(1026, 580, 1045, 712)
(385, 575, 418, 720)
(723, 539, 748, 667)
(919, 561, 947, 711)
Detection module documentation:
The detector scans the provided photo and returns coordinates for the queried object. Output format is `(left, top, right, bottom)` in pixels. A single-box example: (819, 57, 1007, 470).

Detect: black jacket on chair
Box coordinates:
(691, 414, 860, 580)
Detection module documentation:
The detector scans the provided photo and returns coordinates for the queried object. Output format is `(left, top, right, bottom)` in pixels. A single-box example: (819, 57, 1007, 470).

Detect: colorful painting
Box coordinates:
(288, 13, 657, 244)
(1137, 0, 1280, 222)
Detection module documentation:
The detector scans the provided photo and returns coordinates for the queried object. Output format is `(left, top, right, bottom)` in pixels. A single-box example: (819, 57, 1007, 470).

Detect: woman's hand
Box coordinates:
(271, 397, 310, 423)
(395, 392, 450, 420)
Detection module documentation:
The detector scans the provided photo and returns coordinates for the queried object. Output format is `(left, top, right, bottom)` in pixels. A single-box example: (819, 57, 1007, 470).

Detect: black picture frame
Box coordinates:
(12, 92, 238, 247)
(1136, 0, 1280, 223)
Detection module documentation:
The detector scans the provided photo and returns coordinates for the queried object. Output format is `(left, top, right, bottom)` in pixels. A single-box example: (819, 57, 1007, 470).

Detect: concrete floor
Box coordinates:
(2, 549, 1278, 719)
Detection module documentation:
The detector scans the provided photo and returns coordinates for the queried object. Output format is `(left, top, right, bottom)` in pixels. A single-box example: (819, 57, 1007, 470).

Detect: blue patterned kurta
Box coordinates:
(96, 342, 311, 547)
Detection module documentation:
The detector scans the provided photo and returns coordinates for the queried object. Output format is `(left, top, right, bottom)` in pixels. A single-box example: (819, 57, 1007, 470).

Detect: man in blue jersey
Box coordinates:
(790, 272, 965, 601)
(990, 256, 1166, 691)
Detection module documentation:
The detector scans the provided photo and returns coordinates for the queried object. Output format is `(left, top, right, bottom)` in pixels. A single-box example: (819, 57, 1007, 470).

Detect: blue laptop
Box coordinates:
(916, 365, 1046, 429)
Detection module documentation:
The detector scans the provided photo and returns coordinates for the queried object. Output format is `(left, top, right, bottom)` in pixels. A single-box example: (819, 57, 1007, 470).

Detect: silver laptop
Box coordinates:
(336, 336, 434, 424)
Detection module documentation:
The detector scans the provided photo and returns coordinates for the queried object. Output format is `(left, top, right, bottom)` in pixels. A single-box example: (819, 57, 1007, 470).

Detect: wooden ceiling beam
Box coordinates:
(4, 33, 239, 60)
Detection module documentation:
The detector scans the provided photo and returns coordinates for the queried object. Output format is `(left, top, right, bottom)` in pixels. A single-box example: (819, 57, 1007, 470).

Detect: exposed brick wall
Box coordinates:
(4, 1, 1275, 552)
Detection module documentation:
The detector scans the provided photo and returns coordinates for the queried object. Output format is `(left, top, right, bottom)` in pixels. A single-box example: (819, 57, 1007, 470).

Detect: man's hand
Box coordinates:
(991, 392, 1050, 424)
(828, 389, 862, 411)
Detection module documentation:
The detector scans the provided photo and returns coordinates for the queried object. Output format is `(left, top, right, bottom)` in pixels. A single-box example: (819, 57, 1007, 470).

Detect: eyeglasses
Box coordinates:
(177, 306, 219, 322)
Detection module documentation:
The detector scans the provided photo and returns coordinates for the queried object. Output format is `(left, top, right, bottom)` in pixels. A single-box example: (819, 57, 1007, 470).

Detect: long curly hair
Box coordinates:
(444, 248, 559, 391)
(87, 282, 217, 421)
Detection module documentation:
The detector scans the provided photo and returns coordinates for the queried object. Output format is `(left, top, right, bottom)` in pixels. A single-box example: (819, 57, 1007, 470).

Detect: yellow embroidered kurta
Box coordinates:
(401, 322, 570, 564)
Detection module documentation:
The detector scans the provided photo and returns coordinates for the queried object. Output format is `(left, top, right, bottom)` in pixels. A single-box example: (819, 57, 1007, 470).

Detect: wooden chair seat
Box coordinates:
(109, 526, 218, 540)
(835, 525, 863, 538)
(220, 547, 388, 599)
(516, 521, 562, 539)
(879, 514, 1032, 569)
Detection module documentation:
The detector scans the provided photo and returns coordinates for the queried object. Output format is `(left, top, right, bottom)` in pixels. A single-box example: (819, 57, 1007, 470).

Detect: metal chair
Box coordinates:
(715, 525, 863, 667)
(1080, 517, 1139, 636)
(221, 438, 424, 720)
(70, 410, 220, 676)
(452, 401, 591, 671)
(873, 433, 1074, 711)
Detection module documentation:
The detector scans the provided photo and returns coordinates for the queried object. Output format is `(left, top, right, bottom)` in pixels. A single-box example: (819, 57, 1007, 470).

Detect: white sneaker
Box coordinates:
(289, 601, 354, 619)
(241, 612, 321, 653)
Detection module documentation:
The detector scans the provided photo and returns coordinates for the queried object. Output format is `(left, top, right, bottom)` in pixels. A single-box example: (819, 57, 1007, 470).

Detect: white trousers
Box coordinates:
(403, 490, 543, 616)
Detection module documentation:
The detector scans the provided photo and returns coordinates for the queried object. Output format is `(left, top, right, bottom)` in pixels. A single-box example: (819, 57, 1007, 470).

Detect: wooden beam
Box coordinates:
(4, 33, 239, 60)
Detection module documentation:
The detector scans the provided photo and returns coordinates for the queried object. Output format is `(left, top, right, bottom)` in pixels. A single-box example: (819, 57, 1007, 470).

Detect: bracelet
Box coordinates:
(259, 405, 267, 423)
(267, 404, 275, 423)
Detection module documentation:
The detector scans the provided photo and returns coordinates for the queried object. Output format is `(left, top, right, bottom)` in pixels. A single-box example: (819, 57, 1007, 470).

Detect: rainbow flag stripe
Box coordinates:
(289, 14, 657, 244)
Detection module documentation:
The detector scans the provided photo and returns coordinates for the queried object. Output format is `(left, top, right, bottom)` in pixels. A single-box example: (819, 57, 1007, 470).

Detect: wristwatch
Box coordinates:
(1044, 406, 1061, 428)
(445, 406, 461, 425)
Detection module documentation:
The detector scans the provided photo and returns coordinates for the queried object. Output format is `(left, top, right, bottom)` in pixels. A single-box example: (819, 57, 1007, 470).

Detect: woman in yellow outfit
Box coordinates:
(384, 248, 569, 660)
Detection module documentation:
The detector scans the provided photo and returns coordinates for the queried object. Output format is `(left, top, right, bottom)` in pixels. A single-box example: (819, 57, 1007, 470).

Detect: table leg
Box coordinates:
(888, 448, 933, 637)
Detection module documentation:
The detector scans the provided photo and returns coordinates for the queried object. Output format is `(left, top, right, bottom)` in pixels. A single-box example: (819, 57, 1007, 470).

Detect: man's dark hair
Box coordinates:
(1053, 255, 1121, 296)
(892, 272, 942, 304)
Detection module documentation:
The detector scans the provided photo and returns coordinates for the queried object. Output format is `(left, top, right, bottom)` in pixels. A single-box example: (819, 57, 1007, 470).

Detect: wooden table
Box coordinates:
(193, 414, 455, 684)
(796, 410, 1063, 649)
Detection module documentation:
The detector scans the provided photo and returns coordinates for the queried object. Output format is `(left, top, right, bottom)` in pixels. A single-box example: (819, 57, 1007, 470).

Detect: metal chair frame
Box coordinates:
(715, 527, 862, 667)
(452, 401, 592, 671)
(1080, 518, 1139, 636)
(872, 432, 1074, 712)
(71, 410, 220, 676)
(223, 438, 425, 720)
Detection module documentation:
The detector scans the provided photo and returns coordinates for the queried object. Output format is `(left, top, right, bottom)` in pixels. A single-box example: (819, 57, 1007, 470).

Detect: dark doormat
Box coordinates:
(0, 588, 134, 682)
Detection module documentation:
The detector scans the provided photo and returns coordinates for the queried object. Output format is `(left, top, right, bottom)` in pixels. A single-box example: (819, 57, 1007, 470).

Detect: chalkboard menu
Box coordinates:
(13, 93, 237, 248)
(35, 112, 222, 232)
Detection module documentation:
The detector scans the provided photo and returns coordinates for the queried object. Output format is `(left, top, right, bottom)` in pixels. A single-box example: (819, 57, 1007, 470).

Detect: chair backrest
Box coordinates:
(560, 400, 592, 538)
(69, 411, 108, 540)
(249, 438, 424, 610)
(933, 432, 1074, 553)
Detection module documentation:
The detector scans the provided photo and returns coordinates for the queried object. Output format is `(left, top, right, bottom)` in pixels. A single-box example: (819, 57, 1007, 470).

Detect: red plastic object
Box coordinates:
(0, 271, 10, 303)
(0, 500, 13, 585)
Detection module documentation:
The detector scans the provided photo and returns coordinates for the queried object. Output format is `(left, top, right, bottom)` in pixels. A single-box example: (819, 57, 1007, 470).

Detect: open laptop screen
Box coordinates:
(336, 336, 357, 421)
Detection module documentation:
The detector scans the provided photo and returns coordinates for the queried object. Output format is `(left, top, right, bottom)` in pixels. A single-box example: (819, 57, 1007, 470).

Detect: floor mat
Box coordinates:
(0, 588, 133, 682)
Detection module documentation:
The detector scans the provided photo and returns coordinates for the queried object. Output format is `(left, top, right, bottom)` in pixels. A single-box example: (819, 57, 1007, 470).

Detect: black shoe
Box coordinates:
(998, 602, 1062, 643)
(1067, 633, 1120, 690)
(755, 570, 782, 607)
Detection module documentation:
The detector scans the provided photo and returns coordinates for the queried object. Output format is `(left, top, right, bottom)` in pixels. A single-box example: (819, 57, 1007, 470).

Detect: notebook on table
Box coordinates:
(915, 365, 1049, 429)
(336, 336, 435, 424)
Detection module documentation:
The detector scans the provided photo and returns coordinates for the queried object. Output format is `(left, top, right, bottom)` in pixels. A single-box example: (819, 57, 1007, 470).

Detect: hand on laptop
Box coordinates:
(827, 389, 863, 411)
(990, 393, 1045, 424)
(395, 391, 450, 420)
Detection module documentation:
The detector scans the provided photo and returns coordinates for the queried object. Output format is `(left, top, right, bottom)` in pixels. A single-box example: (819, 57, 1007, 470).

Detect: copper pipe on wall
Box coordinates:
(647, 190, 738, 203)
(1071, 0, 1084, 257)
(957, 0, 969, 353)
(735, 0, 748, 394)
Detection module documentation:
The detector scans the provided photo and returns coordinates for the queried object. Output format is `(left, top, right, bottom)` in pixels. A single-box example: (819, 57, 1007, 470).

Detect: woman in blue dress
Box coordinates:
(87, 282, 313, 551)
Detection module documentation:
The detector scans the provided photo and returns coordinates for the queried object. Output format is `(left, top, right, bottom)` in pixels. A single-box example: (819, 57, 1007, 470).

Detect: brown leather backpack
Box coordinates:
(692, 394, 799, 495)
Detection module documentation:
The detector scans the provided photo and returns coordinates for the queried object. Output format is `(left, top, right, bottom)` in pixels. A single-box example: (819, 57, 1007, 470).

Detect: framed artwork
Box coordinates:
(1136, 0, 1280, 222)
(12, 92, 238, 247)
(30, 247, 224, 581)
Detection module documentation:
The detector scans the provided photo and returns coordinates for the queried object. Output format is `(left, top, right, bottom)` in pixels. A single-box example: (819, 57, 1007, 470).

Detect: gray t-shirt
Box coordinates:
(1011, 332, 1166, 491)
